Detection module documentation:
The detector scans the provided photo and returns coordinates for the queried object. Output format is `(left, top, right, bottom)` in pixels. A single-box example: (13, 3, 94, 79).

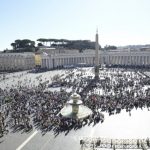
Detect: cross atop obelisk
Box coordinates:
(95, 29, 99, 79)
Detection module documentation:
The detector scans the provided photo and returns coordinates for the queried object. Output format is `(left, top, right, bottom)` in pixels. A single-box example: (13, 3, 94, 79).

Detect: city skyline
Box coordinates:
(0, 0, 150, 51)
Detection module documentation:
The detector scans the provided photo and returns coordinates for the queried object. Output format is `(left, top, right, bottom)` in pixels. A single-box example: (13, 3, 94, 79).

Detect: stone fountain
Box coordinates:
(60, 93, 92, 119)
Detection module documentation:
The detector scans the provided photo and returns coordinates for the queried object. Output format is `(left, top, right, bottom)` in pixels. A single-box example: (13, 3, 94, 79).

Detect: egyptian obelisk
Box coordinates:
(95, 29, 99, 79)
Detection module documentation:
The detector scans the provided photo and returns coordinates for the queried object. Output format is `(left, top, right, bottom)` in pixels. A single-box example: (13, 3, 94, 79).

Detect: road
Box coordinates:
(0, 125, 93, 150)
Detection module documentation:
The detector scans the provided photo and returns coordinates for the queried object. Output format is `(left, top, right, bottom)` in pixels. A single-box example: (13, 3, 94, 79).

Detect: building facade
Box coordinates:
(0, 52, 35, 72)
(40, 49, 150, 69)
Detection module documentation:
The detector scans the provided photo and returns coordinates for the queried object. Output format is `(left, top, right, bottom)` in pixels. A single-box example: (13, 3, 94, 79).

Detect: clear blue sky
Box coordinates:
(0, 0, 150, 50)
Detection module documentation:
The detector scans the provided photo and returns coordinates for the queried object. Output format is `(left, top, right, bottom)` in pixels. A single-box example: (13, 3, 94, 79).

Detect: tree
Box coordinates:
(15, 39, 21, 49)
(10, 39, 35, 52)
(37, 43, 43, 47)
(104, 45, 117, 50)
(37, 38, 48, 46)
(11, 43, 17, 50)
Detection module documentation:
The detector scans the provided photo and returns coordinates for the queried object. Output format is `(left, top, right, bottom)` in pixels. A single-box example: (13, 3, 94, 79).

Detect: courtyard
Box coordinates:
(0, 67, 150, 150)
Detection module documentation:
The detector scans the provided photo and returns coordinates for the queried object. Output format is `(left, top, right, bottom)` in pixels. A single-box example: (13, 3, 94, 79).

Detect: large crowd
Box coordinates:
(0, 68, 150, 137)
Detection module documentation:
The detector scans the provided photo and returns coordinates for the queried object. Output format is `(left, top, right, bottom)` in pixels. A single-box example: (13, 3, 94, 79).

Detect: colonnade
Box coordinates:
(42, 56, 95, 69)
(41, 51, 150, 69)
(101, 55, 150, 65)
(54, 57, 95, 66)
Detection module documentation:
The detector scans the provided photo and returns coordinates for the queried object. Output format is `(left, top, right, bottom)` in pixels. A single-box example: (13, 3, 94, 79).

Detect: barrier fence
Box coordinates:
(80, 137, 150, 150)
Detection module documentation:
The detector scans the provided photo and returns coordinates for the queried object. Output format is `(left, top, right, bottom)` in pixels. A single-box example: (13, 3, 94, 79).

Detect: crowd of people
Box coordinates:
(65, 68, 150, 115)
(0, 67, 150, 137)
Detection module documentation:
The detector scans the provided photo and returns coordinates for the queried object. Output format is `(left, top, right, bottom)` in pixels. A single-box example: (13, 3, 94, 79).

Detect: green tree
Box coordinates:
(11, 43, 17, 50)
(37, 38, 48, 46)
(10, 39, 35, 52)
(104, 45, 117, 50)
(37, 43, 43, 47)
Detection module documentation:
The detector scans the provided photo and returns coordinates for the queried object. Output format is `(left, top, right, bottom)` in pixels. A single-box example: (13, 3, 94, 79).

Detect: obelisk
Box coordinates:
(95, 29, 99, 79)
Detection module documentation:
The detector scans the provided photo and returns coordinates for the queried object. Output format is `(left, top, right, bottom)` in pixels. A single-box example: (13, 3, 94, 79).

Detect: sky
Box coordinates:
(0, 0, 150, 51)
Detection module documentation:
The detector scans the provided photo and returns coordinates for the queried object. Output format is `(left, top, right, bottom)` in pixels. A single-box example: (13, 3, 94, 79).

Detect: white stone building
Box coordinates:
(40, 49, 150, 69)
(0, 52, 35, 71)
